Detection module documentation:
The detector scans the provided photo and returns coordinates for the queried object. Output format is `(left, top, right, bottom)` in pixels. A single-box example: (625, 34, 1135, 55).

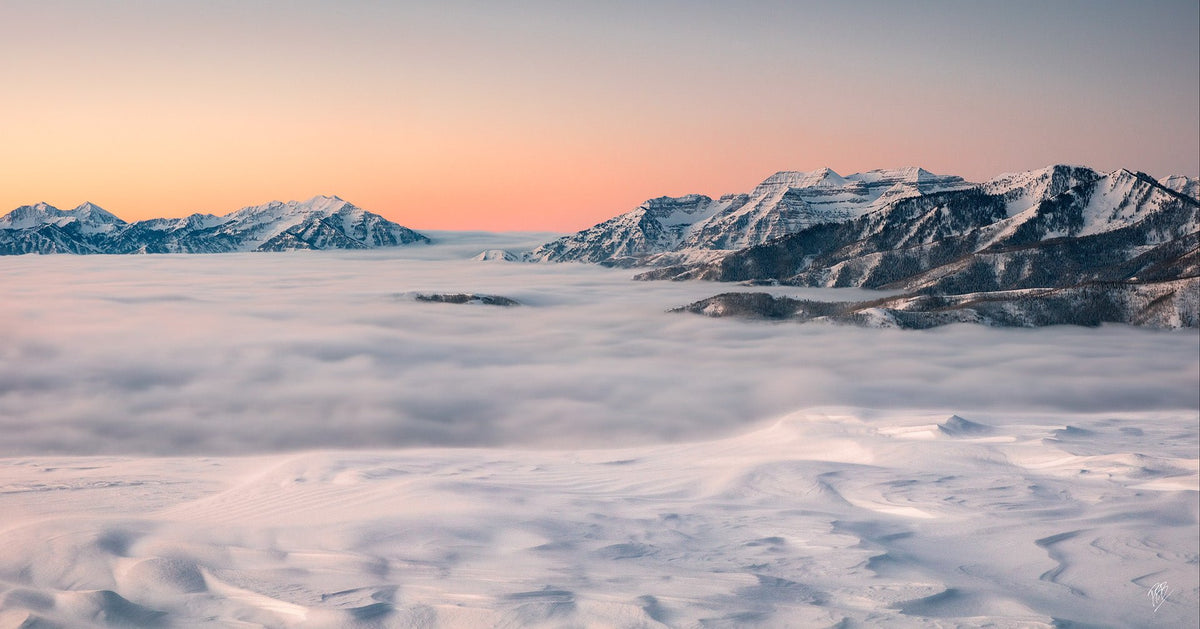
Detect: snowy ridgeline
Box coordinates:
(594, 165, 1197, 328)
(4, 165, 1196, 266)
(0, 195, 429, 254)
(635, 168, 1198, 290)
(528, 165, 1198, 266)
(4, 165, 1197, 328)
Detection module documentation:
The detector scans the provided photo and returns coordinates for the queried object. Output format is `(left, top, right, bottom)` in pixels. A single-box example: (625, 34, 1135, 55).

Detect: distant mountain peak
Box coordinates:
(287, 194, 357, 216)
(302, 194, 349, 206)
(754, 168, 849, 193)
(0, 202, 64, 230)
(70, 201, 124, 224)
(27, 201, 58, 212)
(882, 166, 932, 179)
(530, 165, 976, 262)
(1, 195, 428, 255)
(846, 166, 955, 184)
(1159, 174, 1199, 199)
(1045, 163, 1089, 173)
(1160, 174, 1197, 186)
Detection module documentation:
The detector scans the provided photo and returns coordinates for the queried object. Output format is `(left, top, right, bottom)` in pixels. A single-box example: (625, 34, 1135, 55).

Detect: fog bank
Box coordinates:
(2, 238, 1196, 455)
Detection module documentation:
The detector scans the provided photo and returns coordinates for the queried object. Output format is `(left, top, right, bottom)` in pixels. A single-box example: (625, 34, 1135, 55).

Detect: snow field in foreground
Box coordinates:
(0, 409, 1196, 627)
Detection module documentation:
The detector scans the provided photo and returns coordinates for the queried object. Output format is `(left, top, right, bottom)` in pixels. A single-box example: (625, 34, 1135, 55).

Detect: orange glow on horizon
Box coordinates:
(1, 2, 1195, 232)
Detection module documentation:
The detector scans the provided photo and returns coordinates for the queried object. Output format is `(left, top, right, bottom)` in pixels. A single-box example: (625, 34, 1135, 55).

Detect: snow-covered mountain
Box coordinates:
(525, 194, 729, 265)
(680, 167, 971, 251)
(0, 201, 125, 233)
(0, 196, 429, 255)
(0, 201, 131, 254)
(1160, 174, 1199, 200)
(645, 167, 1198, 287)
(244, 197, 429, 252)
(531, 164, 1199, 274)
(527, 167, 971, 264)
(980, 164, 1102, 216)
(644, 166, 1198, 328)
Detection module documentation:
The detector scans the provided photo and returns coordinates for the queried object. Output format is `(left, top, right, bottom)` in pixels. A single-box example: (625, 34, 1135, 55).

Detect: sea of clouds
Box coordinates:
(2, 231, 1197, 456)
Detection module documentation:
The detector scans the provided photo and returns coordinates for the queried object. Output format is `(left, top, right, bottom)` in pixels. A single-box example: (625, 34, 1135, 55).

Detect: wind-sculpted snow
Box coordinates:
(0, 410, 1195, 627)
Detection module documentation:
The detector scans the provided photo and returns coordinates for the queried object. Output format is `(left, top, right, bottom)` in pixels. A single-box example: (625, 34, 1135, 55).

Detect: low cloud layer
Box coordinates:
(2, 238, 1197, 455)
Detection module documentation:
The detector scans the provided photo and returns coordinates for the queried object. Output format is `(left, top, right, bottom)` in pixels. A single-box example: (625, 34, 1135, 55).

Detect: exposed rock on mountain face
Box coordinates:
(674, 277, 1198, 329)
(681, 167, 971, 252)
(645, 168, 1198, 299)
(526, 167, 971, 265)
(0, 201, 128, 254)
(532, 166, 1197, 290)
(981, 165, 1102, 215)
(546, 163, 1199, 328)
(525, 194, 724, 265)
(0, 196, 429, 255)
(0, 201, 125, 233)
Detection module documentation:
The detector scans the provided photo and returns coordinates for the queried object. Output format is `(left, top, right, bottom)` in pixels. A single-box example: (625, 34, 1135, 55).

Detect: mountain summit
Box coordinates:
(0, 196, 429, 255)
(527, 167, 973, 264)
(529, 165, 1198, 328)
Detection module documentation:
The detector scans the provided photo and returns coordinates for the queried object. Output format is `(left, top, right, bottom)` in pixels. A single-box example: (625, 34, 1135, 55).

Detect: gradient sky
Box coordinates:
(1, 1, 1197, 231)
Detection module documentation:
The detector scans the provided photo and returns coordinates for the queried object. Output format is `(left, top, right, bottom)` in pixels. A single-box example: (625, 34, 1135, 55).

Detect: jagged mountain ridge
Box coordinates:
(531, 165, 1198, 274)
(0, 201, 125, 234)
(642, 168, 1198, 293)
(521, 163, 1197, 328)
(526, 167, 972, 265)
(646, 167, 1199, 328)
(0, 196, 429, 254)
(1160, 174, 1200, 199)
(681, 167, 973, 252)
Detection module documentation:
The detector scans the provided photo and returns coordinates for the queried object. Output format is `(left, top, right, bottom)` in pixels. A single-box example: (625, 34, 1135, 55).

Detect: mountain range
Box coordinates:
(527, 167, 975, 264)
(4, 165, 1197, 327)
(533, 165, 1199, 328)
(0, 195, 429, 254)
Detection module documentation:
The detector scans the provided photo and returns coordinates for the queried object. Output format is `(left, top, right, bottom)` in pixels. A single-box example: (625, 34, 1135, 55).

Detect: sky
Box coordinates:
(1, 0, 1197, 231)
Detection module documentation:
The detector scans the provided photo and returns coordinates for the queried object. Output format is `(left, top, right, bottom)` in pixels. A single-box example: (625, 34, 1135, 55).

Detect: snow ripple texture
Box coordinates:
(0, 410, 1195, 627)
